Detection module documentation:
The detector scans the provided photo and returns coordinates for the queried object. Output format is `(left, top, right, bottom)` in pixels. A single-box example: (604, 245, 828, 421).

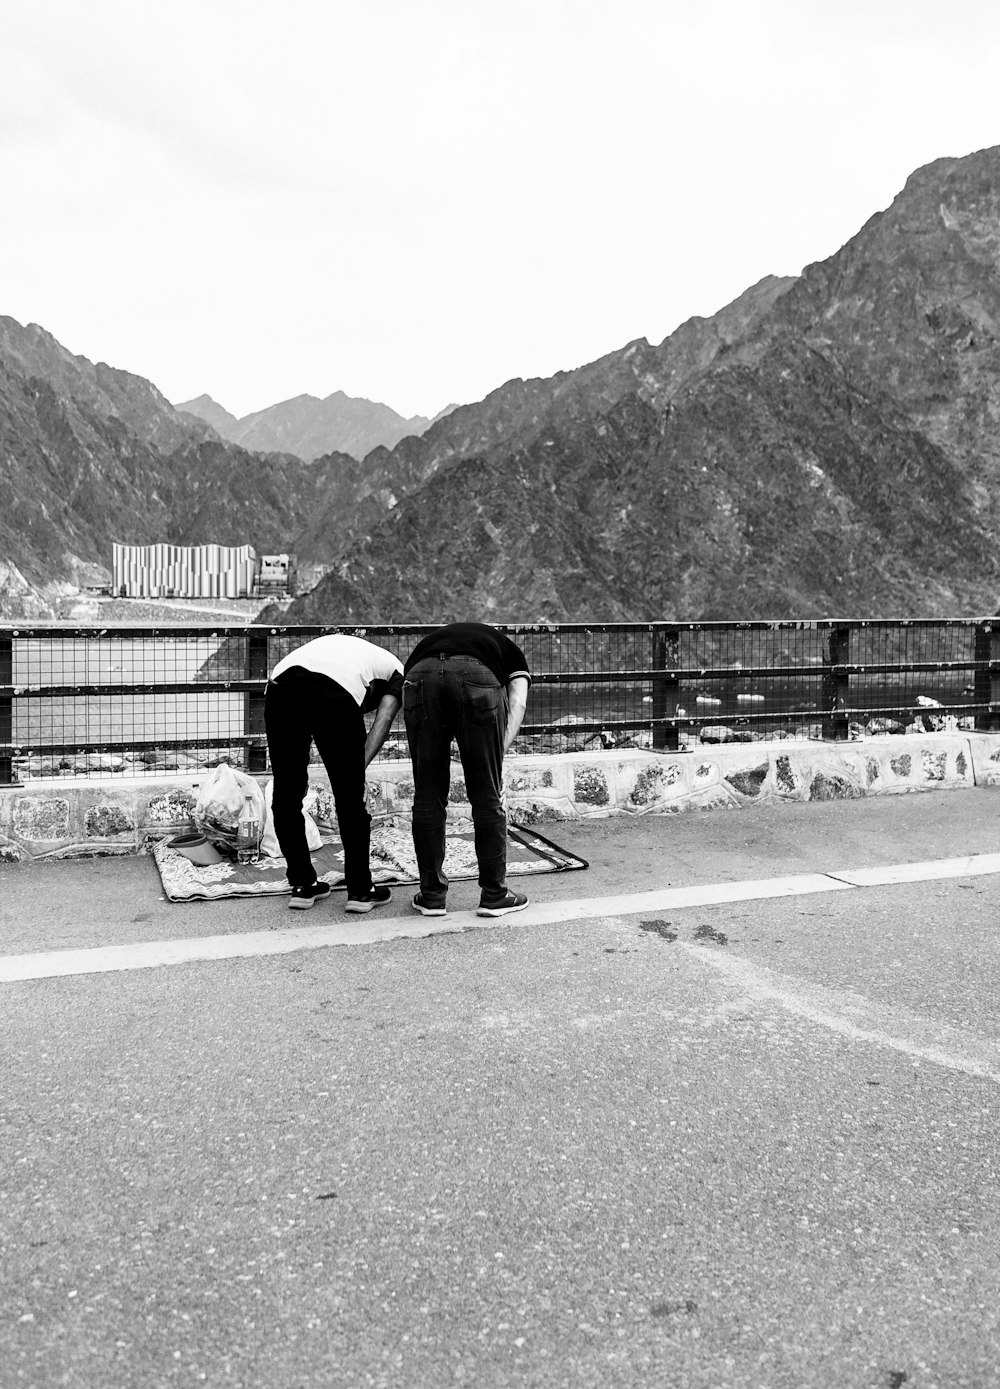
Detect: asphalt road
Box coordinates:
(1, 792, 999, 1388)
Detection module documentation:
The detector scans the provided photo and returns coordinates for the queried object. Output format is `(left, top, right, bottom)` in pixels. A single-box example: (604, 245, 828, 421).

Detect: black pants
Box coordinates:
(402, 654, 509, 907)
(263, 669, 372, 895)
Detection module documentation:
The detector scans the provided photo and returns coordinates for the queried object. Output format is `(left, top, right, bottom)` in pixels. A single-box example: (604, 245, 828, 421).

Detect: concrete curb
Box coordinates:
(3, 732, 1000, 863)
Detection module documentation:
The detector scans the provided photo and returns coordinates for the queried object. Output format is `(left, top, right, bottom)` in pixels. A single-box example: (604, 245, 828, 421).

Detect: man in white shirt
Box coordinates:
(265, 634, 402, 911)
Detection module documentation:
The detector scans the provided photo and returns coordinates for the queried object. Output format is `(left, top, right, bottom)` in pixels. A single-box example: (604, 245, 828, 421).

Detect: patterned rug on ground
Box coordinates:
(153, 818, 589, 903)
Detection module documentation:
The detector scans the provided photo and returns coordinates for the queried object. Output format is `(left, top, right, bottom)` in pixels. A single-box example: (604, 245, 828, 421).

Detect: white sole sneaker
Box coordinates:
(476, 896, 528, 918)
(287, 884, 333, 910)
(345, 888, 392, 914)
(411, 896, 447, 917)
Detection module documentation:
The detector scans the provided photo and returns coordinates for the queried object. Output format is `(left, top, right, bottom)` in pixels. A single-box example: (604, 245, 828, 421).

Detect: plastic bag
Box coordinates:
(259, 778, 322, 858)
(193, 762, 267, 850)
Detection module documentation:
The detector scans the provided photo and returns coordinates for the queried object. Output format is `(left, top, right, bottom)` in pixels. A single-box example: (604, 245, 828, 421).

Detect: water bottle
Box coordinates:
(236, 791, 261, 865)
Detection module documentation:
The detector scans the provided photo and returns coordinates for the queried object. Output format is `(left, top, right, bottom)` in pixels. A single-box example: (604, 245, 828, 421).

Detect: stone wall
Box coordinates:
(2, 732, 998, 863)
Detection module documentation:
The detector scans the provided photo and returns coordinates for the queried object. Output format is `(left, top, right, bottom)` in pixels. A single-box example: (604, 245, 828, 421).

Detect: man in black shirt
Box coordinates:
(402, 622, 531, 917)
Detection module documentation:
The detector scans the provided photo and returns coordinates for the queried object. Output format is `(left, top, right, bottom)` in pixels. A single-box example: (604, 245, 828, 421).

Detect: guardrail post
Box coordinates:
(245, 628, 270, 772)
(0, 634, 15, 786)
(821, 624, 851, 740)
(651, 624, 681, 751)
(974, 621, 1000, 731)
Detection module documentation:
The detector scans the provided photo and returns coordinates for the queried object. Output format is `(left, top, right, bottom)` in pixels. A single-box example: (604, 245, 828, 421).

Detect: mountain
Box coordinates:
(759, 152, 1000, 502)
(173, 393, 239, 437)
(4, 145, 1000, 626)
(176, 390, 455, 463)
(276, 145, 1000, 625)
(0, 317, 358, 616)
(0, 318, 218, 456)
(285, 274, 798, 573)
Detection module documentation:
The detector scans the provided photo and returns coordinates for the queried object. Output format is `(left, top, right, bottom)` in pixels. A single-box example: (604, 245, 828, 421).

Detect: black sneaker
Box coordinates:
(412, 894, 447, 917)
(345, 884, 392, 914)
(288, 881, 333, 911)
(477, 891, 528, 918)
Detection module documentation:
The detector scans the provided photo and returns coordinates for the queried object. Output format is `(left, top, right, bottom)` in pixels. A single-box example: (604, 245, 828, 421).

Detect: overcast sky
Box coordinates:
(3, 0, 998, 421)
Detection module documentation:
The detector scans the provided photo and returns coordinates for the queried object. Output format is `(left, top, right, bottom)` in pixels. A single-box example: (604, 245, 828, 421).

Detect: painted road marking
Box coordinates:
(1, 873, 852, 982)
(826, 851, 1000, 887)
(679, 942, 1000, 1084)
(2, 851, 1000, 984)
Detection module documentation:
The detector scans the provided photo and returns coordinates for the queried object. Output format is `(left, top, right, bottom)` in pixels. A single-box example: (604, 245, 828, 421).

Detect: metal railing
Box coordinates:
(3, 620, 1000, 784)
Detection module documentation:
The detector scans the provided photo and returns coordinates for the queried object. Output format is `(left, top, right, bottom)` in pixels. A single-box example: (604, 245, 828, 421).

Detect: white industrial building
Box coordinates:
(112, 542, 258, 599)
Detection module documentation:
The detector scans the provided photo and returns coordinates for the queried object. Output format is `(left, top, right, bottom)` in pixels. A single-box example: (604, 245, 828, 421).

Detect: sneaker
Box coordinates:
(288, 881, 333, 910)
(345, 884, 392, 914)
(476, 891, 528, 918)
(411, 894, 447, 917)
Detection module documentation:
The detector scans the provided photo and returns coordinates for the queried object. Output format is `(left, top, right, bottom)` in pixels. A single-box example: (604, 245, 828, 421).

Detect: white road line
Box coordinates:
(501, 873, 853, 922)
(679, 943, 1000, 1084)
(826, 851, 1000, 887)
(0, 873, 853, 982)
(0, 918, 448, 982)
(2, 853, 1000, 984)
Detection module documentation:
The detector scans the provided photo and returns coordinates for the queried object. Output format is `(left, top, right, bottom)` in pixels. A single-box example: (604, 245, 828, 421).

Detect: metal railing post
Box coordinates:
(974, 621, 1000, 731)
(821, 624, 851, 740)
(245, 628, 270, 772)
(0, 634, 15, 786)
(651, 624, 681, 751)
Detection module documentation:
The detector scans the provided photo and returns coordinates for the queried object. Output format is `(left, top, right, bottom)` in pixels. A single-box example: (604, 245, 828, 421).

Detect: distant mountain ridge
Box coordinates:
(0, 315, 357, 617)
(277, 145, 1000, 623)
(3, 144, 1000, 623)
(176, 390, 456, 462)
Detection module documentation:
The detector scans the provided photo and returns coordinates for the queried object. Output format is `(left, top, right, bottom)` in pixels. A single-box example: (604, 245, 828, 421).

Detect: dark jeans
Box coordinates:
(402, 655, 509, 906)
(263, 669, 372, 895)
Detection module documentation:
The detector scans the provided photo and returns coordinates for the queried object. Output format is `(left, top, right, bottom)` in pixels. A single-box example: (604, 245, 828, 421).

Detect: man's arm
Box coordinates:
(503, 676, 529, 753)
(364, 693, 401, 766)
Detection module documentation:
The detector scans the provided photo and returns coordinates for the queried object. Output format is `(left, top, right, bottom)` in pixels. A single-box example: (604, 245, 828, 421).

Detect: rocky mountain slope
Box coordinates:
(277, 145, 1000, 624)
(176, 390, 454, 462)
(4, 145, 1000, 625)
(763, 152, 1000, 509)
(0, 318, 358, 617)
(287, 274, 799, 572)
(172, 393, 239, 438)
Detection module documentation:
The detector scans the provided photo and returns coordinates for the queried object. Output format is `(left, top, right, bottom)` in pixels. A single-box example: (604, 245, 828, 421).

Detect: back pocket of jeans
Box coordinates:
(462, 681, 500, 724)
(402, 678, 425, 727)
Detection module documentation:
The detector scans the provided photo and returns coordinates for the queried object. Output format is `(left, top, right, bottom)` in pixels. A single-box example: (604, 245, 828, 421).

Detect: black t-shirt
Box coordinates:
(404, 623, 531, 687)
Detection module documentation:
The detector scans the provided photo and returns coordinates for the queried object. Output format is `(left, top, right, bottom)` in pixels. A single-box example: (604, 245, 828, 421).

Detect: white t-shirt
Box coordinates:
(271, 635, 403, 707)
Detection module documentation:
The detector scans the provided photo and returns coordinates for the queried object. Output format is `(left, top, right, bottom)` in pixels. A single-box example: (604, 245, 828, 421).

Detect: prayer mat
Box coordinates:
(153, 818, 589, 903)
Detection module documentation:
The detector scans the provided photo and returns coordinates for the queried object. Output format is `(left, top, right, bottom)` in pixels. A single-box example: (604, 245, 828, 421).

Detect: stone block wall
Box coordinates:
(1, 732, 997, 863)
(500, 736, 979, 825)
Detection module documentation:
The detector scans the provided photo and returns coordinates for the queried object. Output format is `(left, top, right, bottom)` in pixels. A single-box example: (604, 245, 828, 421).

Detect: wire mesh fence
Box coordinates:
(653, 621, 998, 744)
(2, 620, 999, 783)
